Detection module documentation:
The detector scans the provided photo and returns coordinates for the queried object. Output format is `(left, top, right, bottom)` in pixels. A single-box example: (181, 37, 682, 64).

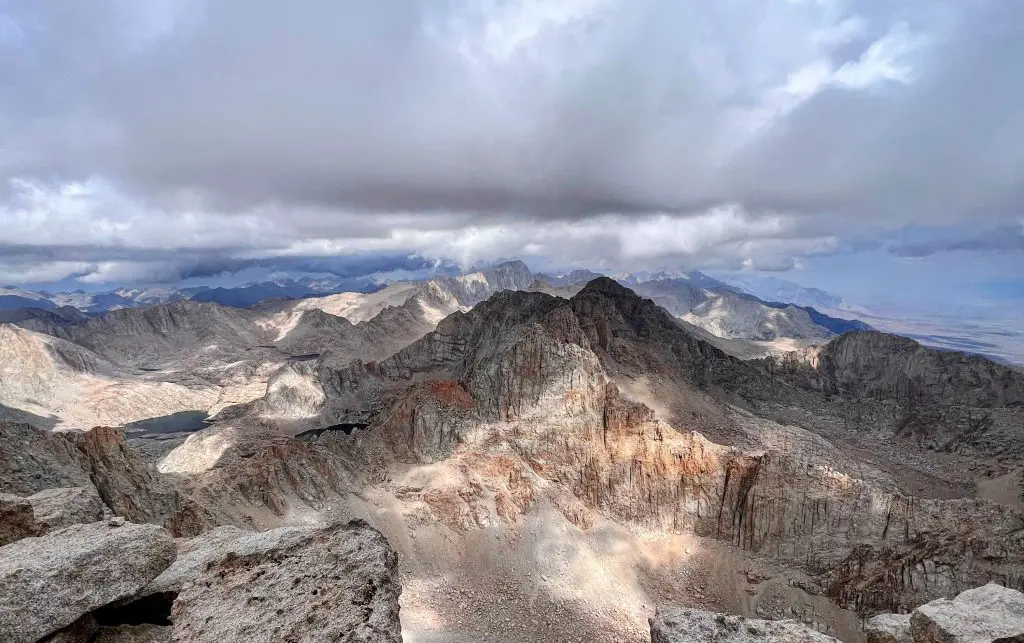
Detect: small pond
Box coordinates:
(124, 411, 210, 436)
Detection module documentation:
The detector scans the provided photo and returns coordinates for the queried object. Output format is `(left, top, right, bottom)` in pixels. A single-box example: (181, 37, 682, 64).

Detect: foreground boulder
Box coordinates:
(27, 486, 106, 532)
(650, 606, 840, 642)
(0, 492, 38, 546)
(910, 583, 1024, 642)
(170, 520, 401, 643)
(0, 520, 176, 643)
(143, 524, 318, 596)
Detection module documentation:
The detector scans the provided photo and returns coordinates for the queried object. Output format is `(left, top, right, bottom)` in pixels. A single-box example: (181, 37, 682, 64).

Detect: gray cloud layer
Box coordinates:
(892, 223, 1024, 258)
(1, 1, 1022, 283)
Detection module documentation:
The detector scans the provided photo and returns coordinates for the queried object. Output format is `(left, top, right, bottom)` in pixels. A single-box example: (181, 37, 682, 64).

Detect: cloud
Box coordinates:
(891, 222, 1024, 258)
(0, 1, 1022, 284)
(0, 252, 436, 286)
(268, 204, 839, 273)
(64, 253, 435, 284)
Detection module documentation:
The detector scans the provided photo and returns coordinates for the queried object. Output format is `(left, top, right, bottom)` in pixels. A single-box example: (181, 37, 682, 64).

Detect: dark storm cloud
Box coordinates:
(0, 243, 237, 264)
(0, 241, 430, 284)
(150, 252, 437, 282)
(2, 0, 1021, 219)
(261, 254, 438, 278)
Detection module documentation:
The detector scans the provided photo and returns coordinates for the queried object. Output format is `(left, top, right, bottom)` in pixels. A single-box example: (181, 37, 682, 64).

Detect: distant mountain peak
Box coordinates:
(578, 276, 637, 298)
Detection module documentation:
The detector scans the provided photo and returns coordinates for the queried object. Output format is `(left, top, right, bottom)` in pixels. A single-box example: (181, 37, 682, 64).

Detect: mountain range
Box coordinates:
(0, 275, 384, 314)
(0, 270, 1021, 642)
(0, 262, 872, 357)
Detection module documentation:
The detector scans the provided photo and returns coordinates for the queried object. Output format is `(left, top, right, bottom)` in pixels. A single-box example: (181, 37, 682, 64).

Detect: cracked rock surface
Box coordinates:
(170, 520, 402, 643)
(0, 520, 176, 643)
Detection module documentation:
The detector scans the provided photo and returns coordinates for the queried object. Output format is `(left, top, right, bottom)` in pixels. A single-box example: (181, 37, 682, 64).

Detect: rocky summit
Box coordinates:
(0, 276, 1022, 642)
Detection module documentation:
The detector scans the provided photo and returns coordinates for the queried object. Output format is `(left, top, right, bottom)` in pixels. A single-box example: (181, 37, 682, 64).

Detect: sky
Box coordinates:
(0, 0, 1022, 315)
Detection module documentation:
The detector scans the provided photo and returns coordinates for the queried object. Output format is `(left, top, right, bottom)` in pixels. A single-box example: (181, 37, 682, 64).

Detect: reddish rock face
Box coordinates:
(424, 379, 474, 410)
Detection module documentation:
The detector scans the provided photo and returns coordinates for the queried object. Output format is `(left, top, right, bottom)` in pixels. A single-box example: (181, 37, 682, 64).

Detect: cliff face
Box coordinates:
(500, 381, 1023, 615)
(759, 331, 1024, 461)
(768, 331, 1024, 408)
(23, 300, 271, 368)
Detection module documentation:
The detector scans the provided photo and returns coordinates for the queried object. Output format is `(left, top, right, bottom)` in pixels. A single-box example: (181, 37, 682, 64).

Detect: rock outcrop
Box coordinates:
(169, 521, 402, 643)
(0, 421, 209, 536)
(27, 486, 106, 532)
(911, 583, 1024, 642)
(62, 425, 184, 527)
(0, 422, 95, 493)
(866, 583, 1024, 642)
(0, 520, 176, 643)
(0, 487, 106, 547)
(162, 432, 356, 528)
(143, 524, 318, 595)
(650, 606, 840, 642)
